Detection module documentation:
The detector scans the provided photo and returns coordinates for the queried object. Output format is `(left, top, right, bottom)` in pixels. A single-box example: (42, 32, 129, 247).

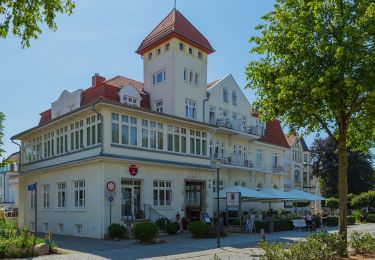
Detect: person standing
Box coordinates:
(321, 211, 328, 233)
(305, 211, 313, 231)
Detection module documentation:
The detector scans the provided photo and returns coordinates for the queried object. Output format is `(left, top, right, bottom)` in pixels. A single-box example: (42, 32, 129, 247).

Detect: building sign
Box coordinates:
(129, 165, 138, 176)
(226, 192, 240, 207)
(27, 183, 36, 191)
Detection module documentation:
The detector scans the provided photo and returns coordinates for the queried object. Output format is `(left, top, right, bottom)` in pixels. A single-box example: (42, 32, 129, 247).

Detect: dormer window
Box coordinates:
(189, 48, 193, 55)
(198, 52, 202, 59)
(165, 43, 170, 51)
(123, 96, 137, 106)
(148, 52, 152, 60)
(179, 43, 184, 51)
(157, 48, 161, 55)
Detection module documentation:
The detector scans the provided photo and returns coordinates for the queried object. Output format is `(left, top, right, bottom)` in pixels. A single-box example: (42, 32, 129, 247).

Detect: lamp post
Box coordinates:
(212, 159, 221, 248)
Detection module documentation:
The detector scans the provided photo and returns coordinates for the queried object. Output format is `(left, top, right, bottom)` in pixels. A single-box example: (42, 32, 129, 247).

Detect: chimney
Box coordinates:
(92, 73, 106, 88)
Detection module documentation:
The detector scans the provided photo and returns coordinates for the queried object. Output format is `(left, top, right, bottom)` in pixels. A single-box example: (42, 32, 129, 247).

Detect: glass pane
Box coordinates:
(150, 130, 156, 149)
(202, 140, 207, 156)
(174, 135, 179, 152)
(153, 190, 158, 206)
(121, 125, 129, 145)
(190, 138, 195, 154)
(112, 123, 119, 143)
(159, 190, 165, 206)
(181, 136, 186, 153)
(166, 190, 172, 206)
(130, 127, 137, 146)
(167, 134, 173, 151)
(158, 132, 164, 150)
(196, 139, 201, 155)
(142, 129, 148, 147)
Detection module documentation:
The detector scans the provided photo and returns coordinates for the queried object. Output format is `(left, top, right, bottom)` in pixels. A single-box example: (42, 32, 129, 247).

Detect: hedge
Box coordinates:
(166, 222, 180, 235)
(155, 218, 170, 231)
(347, 216, 356, 225)
(134, 223, 159, 243)
(107, 223, 127, 239)
(188, 221, 208, 238)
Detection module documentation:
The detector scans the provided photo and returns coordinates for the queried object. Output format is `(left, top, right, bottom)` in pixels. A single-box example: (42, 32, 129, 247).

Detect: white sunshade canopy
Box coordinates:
(287, 189, 326, 201)
(260, 188, 301, 201)
(216, 186, 274, 200)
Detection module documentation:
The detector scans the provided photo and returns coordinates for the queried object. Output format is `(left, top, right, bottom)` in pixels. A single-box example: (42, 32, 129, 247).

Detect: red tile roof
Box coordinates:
(286, 134, 297, 147)
(38, 75, 150, 126)
(259, 120, 290, 149)
(207, 79, 220, 90)
(136, 9, 214, 55)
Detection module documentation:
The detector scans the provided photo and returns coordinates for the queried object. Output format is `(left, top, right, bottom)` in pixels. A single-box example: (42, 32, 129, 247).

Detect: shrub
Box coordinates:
(166, 222, 180, 235)
(347, 216, 356, 225)
(258, 232, 347, 259)
(325, 197, 339, 214)
(274, 219, 293, 231)
(254, 220, 269, 233)
(351, 190, 375, 210)
(155, 218, 170, 231)
(367, 214, 375, 223)
(188, 221, 208, 238)
(134, 222, 159, 243)
(327, 216, 338, 226)
(107, 223, 127, 239)
(349, 231, 375, 254)
(312, 215, 321, 226)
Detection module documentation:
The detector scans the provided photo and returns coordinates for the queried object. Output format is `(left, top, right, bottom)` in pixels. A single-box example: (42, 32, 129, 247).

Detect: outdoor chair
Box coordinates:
(292, 219, 307, 231)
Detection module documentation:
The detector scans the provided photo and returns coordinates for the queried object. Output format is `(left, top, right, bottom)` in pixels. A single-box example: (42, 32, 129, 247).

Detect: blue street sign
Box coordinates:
(28, 183, 36, 191)
(108, 196, 114, 203)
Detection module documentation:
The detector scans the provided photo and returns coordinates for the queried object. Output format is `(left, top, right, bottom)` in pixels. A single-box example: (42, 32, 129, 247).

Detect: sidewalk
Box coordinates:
(36, 223, 375, 260)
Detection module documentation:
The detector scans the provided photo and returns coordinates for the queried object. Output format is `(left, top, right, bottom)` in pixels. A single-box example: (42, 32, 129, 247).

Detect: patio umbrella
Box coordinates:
(215, 186, 273, 200)
(287, 189, 326, 201)
(259, 188, 301, 211)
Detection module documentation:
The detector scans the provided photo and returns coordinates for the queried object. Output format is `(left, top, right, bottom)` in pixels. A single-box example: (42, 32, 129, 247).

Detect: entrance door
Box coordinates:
(185, 181, 204, 221)
(121, 179, 141, 221)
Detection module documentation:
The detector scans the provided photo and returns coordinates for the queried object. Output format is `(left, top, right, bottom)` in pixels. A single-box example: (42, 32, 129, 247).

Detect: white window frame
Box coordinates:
(57, 182, 67, 208)
(185, 99, 197, 119)
(42, 184, 50, 209)
(122, 95, 137, 106)
(232, 91, 237, 105)
(223, 88, 229, 103)
(73, 180, 85, 208)
(152, 70, 166, 86)
(153, 180, 172, 207)
(155, 99, 163, 113)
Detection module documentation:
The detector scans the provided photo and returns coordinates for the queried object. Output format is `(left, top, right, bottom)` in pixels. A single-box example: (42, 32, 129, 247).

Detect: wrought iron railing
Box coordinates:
(143, 204, 168, 223)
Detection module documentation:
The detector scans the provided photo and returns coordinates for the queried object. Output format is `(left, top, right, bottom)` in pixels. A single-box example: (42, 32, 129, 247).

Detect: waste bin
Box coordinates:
(268, 220, 274, 233)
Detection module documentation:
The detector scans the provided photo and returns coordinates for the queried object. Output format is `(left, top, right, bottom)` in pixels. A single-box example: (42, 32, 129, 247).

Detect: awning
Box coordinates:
(259, 188, 301, 201)
(215, 186, 273, 200)
(287, 189, 326, 201)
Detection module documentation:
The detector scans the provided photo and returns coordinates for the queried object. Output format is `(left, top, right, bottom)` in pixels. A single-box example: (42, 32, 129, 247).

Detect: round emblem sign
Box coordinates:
(129, 165, 138, 176)
(106, 181, 116, 192)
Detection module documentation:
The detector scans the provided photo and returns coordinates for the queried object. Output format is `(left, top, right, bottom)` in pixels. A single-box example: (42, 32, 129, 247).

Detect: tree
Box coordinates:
(0, 0, 75, 47)
(351, 190, 375, 210)
(311, 138, 375, 197)
(246, 0, 375, 249)
(325, 197, 340, 215)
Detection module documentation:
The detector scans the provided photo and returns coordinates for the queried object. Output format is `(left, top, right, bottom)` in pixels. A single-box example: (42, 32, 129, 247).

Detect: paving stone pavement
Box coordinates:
(30, 223, 375, 260)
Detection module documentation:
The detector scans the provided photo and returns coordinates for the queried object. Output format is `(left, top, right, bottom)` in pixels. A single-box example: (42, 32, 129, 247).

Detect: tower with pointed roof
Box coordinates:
(136, 8, 214, 121)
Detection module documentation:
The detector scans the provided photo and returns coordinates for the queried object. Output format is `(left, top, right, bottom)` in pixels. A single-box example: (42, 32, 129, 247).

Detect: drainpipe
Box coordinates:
(91, 103, 104, 156)
(203, 92, 211, 123)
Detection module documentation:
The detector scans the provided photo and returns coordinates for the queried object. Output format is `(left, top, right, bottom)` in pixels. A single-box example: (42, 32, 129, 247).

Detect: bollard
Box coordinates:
(260, 228, 266, 241)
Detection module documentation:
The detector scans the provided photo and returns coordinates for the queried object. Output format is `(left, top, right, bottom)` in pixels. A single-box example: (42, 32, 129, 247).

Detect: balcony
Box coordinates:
(213, 154, 254, 170)
(272, 165, 286, 173)
(215, 118, 264, 137)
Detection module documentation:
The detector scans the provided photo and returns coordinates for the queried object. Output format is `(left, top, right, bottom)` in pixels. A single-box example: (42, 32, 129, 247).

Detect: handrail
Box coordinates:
(143, 204, 168, 223)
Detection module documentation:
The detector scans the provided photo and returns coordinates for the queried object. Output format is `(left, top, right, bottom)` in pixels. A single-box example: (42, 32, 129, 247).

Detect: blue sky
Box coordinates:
(0, 0, 319, 158)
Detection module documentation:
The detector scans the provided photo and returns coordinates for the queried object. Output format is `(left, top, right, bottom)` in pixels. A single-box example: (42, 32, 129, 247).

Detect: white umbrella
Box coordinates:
(215, 186, 273, 200)
(288, 189, 326, 201)
(260, 188, 301, 201)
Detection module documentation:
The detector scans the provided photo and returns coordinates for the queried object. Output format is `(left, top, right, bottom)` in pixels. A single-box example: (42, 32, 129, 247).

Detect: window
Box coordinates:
(155, 100, 163, 113)
(148, 52, 152, 60)
(179, 42, 184, 51)
(184, 68, 188, 81)
(42, 184, 50, 208)
(212, 180, 224, 193)
(232, 91, 237, 105)
(111, 113, 120, 143)
(58, 223, 64, 234)
(189, 130, 207, 156)
(294, 170, 300, 184)
(57, 182, 66, 208)
(152, 70, 166, 85)
(157, 48, 161, 55)
(189, 47, 193, 55)
(75, 224, 83, 234)
(153, 181, 172, 207)
(256, 150, 263, 164)
(73, 180, 85, 208)
(194, 73, 199, 85)
(43, 223, 49, 232)
(141, 119, 149, 148)
(189, 70, 193, 83)
(198, 51, 202, 59)
(209, 107, 215, 124)
(165, 43, 170, 51)
(272, 153, 278, 166)
(223, 88, 229, 102)
(304, 154, 308, 165)
(120, 115, 138, 146)
(185, 99, 196, 119)
(123, 96, 137, 106)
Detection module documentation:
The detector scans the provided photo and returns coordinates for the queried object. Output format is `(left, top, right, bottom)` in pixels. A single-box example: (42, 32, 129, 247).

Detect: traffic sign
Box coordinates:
(108, 196, 114, 203)
(106, 181, 116, 192)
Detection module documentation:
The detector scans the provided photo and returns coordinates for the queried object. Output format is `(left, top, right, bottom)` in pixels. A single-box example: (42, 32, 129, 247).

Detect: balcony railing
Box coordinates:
(213, 154, 254, 168)
(272, 165, 286, 173)
(215, 118, 264, 136)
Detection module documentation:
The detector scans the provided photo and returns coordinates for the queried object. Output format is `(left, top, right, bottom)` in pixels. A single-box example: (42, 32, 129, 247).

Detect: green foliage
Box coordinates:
(107, 223, 127, 239)
(274, 219, 294, 232)
(165, 222, 180, 235)
(351, 190, 375, 209)
(246, 0, 375, 242)
(258, 232, 347, 259)
(133, 222, 158, 243)
(155, 218, 170, 231)
(188, 221, 208, 238)
(0, 1, 76, 47)
(254, 220, 269, 233)
(366, 214, 375, 223)
(325, 197, 340, 210)
(0, 221, 49, 258)
(312, 215, 321, 227)
(327, 216, 339, 227)
(347, 216, 356, 225)
(349, 231, 375, 254)
(311, 138, 375, 197)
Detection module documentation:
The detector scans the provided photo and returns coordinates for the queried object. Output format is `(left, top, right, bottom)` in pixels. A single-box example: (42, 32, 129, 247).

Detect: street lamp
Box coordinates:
(212, 159, 221, 248)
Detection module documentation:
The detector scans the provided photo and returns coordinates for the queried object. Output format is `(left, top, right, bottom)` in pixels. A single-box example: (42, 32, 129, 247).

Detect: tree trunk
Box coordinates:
(337, 130, 348, 252)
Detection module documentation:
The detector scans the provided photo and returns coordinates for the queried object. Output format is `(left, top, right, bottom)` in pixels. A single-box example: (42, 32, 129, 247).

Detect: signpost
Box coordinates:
(28, 182, 37, 233)
(106, 181, 116, 225)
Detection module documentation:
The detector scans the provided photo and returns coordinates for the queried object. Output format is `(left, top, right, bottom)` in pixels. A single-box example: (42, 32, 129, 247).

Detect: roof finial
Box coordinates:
(174, 0, 177, 9)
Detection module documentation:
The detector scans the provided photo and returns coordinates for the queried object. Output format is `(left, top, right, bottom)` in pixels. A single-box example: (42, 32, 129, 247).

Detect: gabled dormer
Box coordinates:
(51, 89, 83, 119)
(118, 84, 142, 107)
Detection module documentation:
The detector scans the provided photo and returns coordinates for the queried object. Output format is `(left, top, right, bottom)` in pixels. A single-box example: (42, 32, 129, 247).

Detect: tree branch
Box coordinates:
(313, 114, 337, 144)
